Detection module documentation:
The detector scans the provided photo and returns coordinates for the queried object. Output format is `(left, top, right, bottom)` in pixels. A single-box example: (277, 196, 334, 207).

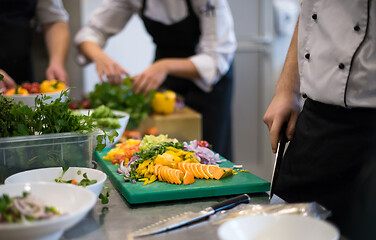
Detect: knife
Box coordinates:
(131, 194, 251, 238)
(269, 124, 288, 200)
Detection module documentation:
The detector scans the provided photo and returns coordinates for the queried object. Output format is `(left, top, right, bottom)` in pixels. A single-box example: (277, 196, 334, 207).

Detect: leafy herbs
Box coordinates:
(54, 167, 97, 187)
(99, 185, 110, 204)
(89, 77, 155, 129)
(0, 89, 117, 151)
(54, 167, 110, 204)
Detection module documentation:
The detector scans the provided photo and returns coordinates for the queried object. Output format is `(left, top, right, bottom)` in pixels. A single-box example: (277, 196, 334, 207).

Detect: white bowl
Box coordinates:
(5, 167, 107, 199)
(9, 89, 70, 107)
(0, 182, 96, 240)
(77, 109, 129, 147)
(218, 215, 340, 240)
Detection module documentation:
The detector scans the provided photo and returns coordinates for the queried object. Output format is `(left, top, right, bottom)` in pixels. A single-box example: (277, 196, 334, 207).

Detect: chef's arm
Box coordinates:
(132, 58, 200, 94)
(43, 21, 70, 84)
(79, 41, 128, 84)
(263, 18, 300, 153)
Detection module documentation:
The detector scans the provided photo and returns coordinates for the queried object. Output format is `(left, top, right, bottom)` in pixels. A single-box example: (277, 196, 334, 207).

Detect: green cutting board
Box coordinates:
(94, 148, 270, 204)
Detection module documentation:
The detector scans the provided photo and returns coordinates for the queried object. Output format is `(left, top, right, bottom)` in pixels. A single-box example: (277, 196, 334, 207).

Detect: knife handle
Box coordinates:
(211, 194, 251, 212)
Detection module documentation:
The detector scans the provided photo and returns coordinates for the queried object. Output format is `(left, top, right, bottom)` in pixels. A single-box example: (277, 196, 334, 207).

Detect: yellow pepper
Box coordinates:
(40, 79, 66, 93)
(151, 90, 176, 114)
(5, 87, 29, 95)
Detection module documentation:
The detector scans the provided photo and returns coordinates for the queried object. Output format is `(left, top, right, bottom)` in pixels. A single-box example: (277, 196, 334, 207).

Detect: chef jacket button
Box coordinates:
(305, 53, 310, 60)
(312, 13, 317, 20)
(302, 93, 307, 98)
(354, 25, 360, 31)
(338, 63, 345, 69)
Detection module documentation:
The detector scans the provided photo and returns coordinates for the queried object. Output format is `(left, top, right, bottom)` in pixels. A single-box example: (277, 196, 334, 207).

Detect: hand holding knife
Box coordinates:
(269, 123, 288, 200)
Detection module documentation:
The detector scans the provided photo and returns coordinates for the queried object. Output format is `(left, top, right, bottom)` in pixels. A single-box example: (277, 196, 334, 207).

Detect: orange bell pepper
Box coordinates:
(5, 87, 29, 95)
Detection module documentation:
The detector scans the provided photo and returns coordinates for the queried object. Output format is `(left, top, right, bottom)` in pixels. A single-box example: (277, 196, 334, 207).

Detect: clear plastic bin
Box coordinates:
(0, 130, 102, 183)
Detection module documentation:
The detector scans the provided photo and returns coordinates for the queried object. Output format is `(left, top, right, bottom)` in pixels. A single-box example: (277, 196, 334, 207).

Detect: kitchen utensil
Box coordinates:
(269, 124, 288, 200)
(131, 194, 251, 238)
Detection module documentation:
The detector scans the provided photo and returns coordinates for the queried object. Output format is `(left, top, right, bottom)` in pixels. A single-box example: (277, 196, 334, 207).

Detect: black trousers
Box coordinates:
(275, 98, 376, 239)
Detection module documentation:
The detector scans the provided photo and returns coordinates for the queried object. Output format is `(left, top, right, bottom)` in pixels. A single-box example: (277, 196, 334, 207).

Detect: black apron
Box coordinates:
(0, 0, 37, 84)
(275, 98, 376, 237)
(141, 0, 234, 160)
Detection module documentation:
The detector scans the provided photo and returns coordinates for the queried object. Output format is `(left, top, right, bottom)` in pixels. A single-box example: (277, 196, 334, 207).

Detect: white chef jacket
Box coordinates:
(298, 0, 376, 108)
(74, 0, 237, 92)
(35, 0, 69, 24)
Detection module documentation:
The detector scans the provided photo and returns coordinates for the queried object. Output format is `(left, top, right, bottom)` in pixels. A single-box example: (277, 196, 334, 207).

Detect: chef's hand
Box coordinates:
(46, 62, 69, 85)
(263, 92, 300, 153)
(0, 69, 17, 92)
(94, 54, 129, 85)
(132, 59, 169, 94)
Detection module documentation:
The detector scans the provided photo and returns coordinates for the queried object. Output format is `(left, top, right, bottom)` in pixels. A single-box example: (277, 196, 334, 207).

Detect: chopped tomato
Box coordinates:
(197, 140, 210, 148)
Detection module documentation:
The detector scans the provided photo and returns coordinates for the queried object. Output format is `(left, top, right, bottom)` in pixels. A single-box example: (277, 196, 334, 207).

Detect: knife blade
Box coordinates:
(131, 194, 251, 238)
(269, 124, 288, 200)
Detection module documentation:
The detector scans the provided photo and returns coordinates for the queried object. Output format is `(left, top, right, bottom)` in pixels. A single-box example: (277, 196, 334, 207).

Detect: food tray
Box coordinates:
(95, 148, 270, 204)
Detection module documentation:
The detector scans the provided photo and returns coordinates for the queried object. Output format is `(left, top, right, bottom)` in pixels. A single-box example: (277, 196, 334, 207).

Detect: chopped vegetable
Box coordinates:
(0, 192, 60, 224)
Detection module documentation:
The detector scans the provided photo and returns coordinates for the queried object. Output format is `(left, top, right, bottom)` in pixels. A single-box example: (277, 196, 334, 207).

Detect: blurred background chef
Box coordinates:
(0, 0, 70, 91)
(75, 0, 237, 160)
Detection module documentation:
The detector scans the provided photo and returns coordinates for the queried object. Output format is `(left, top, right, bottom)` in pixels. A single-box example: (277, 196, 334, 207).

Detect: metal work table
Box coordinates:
(62, 178, 272, 240)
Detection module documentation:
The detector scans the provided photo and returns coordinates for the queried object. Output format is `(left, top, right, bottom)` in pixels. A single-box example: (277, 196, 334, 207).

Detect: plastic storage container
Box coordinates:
(0, 130, 102, 183)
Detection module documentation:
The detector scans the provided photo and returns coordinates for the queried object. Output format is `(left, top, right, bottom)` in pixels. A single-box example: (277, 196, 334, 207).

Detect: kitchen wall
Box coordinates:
(33, 0, 298, 180)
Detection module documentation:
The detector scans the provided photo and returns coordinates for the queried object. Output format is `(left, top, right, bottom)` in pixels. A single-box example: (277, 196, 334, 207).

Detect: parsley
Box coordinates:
(89, 77, 155, 129)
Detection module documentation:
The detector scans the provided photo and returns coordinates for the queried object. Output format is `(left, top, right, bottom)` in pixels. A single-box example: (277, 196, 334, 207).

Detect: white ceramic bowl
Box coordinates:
(5, 167, 107, 199)
(8, 89, 70, 107)
(0, 182, 96, 240)
(77, 109, 129, 147)
(218, 215, 340, 240)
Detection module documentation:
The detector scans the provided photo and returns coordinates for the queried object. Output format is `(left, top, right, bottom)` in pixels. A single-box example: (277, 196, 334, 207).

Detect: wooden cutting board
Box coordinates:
(94, 148, 270, 204)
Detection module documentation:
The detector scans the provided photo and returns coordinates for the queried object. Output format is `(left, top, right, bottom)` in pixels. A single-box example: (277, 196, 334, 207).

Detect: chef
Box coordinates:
(263, 0, 376, 238)
(0, 0, 70, 90)
(74, 0, 237, 160)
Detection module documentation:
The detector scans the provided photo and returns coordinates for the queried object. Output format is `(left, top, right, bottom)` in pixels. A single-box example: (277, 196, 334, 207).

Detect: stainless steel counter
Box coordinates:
(62, 179, 272, 240)
(62, 179, 348, 240)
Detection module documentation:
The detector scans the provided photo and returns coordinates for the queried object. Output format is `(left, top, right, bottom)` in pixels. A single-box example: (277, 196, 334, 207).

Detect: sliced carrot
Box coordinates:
(71, 179, 78, 185)
(183, 171, 195, 185)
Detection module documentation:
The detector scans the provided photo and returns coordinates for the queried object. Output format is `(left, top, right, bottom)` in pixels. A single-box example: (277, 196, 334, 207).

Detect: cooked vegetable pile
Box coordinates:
(104, 135, 235, 185)
(0, 192, 60, 224)
(89, 77, 155, 129)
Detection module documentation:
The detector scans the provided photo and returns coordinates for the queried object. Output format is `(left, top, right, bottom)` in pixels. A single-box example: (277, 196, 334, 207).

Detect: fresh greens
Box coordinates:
(0, 89, 117, 151)
(99, 185, 110, 204)
(89, 77, 155, 129)
(54, 167, 97, 187)
(139, 134, 175, 151)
